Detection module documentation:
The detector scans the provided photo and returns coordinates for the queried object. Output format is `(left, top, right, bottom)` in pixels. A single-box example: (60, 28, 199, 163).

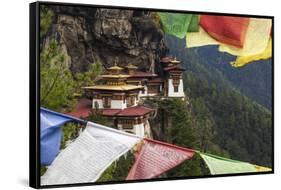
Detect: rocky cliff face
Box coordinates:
(43, 5, 167, 74)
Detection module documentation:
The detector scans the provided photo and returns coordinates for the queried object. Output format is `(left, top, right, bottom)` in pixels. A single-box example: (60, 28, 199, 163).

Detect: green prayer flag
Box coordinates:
(158, 12, 199, 39)
(188, 15, 199, 32)
(199, 152, 257, 175)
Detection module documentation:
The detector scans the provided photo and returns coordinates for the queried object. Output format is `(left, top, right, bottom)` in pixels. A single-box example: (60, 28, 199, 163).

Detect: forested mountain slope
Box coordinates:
(164, 35, 272, 110)
(163, 35, 272, 167)
(184, 73, 272, 167)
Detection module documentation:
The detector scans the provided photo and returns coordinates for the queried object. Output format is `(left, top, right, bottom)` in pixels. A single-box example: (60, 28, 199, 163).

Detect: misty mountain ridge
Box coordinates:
(164, 35, 272, 110)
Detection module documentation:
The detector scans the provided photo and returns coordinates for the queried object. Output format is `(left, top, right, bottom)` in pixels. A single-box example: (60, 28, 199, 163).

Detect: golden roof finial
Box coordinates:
(126, 63, 138, 69)
(171, 56, 180, 64)
(108, 59, 123, 71)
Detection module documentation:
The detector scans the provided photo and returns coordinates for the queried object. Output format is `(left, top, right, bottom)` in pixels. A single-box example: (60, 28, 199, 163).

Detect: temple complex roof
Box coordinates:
(84, 62, 145, 92)
(101, 109, 123, 116)
(107, 63, 124, 71)
(101, 74, 130, 78)
(161, 56, 181, 65)
(66, 99, 154, 118)
(102, 106, 154, 117)
(126, 63, 138, 70)
(170, 57, 181, 64)
(163, 65, 185, 71)
(83, 84, 143, 91)
(66, 98, 92, 118)
(148, 78, 164, 83)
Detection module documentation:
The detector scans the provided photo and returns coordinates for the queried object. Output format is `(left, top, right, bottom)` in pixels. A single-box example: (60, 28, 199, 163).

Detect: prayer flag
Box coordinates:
(199, 152, 256, 175)
(254, 165, 272, 172)
(230, 38, 272, 67)
(158, 13, 199, 39)
(186, 26, 219, 48)
(219, 18, 272, 56)
(188, 15, 200, 32)
(126, 138, 194, 180)
(40, 108, 78, 166)
(41, 122, 141, 185)
(200, 15, 249, 48)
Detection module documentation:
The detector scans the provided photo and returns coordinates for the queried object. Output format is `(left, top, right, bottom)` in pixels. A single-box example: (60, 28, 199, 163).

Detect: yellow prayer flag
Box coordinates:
(254, 165, 272, 172)
(219, 18, 272, 56)
(186, 27, 219, 48)
(231, 38, 272, 68)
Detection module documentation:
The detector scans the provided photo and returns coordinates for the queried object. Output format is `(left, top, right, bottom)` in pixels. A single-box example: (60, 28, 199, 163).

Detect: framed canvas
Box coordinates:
(29, 1, 274, 188)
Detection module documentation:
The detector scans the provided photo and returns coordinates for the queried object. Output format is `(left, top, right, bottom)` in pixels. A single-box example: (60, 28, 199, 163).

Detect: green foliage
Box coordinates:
(184, 72, 272, 167)
(164, 99, 204, 176)
(97, 151, 135, 182)
(86, 110, 111, 127)
(191, 98, 214, 152)
(74, 62, 103, 95)
(147, 98, 205, 177)
(61, 123, 81, 149)
(165, 35, 272, 109)
(40, 166, 47, 176)
(166, 153, 209, 177)
(164, 99, 199, 149)
(40, 6, 54, 38)
(40, 39, 76, 111)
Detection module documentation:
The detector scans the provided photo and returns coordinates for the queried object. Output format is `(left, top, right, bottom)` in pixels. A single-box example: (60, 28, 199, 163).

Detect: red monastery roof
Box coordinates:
(101, 106, 154, 117)
(66, 99, 154, 119)
(101, 109, 122, 116)
(67, 98, 92, 118)
(116, 106, 154, 117)
(148, 78, 163, 83)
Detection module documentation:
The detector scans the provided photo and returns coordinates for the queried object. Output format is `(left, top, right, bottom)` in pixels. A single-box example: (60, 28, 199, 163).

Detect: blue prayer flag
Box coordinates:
(40, 108, 83, 166)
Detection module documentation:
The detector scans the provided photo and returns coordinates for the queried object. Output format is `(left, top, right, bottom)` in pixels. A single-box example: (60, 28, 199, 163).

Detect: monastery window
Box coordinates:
(174, 85, 179, 93)
(173, 78, 180, 85)
(122, 124, 134, 130)
(102, 97, 111, 108)
(126, 96, 135, 107)
(121, 120, 134, 129)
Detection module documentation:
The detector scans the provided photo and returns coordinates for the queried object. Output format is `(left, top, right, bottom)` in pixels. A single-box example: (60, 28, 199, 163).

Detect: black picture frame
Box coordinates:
(30, 1, 274, 189)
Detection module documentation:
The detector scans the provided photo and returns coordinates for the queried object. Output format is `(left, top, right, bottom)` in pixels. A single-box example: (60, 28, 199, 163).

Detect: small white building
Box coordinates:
(161, 57, 185, 99)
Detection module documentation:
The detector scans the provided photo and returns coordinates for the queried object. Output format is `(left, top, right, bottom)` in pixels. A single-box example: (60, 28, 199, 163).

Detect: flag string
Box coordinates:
(40, 107, 272, 182)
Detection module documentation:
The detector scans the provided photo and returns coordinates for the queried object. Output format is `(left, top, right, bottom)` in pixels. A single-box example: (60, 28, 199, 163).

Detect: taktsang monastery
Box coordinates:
(83, 56, 185, 137)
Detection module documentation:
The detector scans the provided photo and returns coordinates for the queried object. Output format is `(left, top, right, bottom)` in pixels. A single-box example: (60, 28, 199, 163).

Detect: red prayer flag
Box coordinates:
(200, 15, 250, 48)
(126, 138, 195, 180)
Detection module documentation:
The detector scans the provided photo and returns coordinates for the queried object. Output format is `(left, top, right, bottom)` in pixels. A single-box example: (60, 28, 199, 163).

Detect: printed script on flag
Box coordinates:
(126, 139, 194, 180)
(41, 122, 140, 185)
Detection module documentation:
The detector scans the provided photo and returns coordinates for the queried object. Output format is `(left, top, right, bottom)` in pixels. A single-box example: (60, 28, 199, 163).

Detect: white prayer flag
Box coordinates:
(41, 122, 141, 185)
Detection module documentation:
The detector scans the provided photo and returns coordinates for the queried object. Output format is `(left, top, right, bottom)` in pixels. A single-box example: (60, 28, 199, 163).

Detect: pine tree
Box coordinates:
(40, 6, 53, 38)
(40, 39, 76, 111)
